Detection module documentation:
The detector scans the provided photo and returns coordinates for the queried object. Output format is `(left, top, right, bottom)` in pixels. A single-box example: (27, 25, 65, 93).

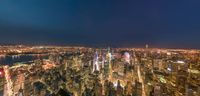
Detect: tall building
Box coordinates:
(93, 51, 100, 72)
(124, 52, 130, 64)
(146, 44, 149, 49)
(106, 48, 113, 80)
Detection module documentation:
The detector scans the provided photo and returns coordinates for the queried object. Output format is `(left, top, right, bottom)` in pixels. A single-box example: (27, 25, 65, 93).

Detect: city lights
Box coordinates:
(0, 46, 199, 96)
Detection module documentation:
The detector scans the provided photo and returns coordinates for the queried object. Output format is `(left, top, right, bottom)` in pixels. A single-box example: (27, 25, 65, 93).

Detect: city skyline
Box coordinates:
(0, 0, 200, 48)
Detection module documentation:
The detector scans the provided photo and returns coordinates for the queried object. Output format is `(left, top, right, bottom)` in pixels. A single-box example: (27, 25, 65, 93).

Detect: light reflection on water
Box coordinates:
(0, 54, 48, 65)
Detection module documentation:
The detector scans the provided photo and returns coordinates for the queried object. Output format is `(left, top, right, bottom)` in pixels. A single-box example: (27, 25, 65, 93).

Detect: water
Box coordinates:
(0, 54, 49, 65)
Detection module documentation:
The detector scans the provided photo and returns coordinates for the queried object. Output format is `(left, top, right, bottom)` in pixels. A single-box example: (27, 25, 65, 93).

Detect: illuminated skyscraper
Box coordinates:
(145, 44, 149, 58)
(93, 51, 100, 72)
(106, 47, 112, 63)
(124, 52, 130, 64)
(105, 48, 113, 80)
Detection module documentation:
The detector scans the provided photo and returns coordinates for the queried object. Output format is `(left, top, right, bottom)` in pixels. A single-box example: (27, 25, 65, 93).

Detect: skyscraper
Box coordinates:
(93, 51, 100, 72)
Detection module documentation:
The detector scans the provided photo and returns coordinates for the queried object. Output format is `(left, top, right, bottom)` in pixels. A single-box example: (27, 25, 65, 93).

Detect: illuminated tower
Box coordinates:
(106, 47, 112, 80)
(124, 52, 130, 64)
(123, 52, 130, 75)
(144, 44, 149, 58)
(93, 51, 100, 72)
(145, 44, 149, 49)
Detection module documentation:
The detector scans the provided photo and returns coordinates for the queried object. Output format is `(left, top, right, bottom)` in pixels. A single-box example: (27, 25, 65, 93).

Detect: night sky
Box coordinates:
(0, 0, 200, 48)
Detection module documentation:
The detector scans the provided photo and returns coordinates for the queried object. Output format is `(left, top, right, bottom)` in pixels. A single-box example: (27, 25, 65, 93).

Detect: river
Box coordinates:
(0, 54, 49, 65)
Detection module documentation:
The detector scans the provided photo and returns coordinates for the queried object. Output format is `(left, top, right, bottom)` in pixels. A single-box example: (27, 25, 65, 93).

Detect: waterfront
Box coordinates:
(0, 54, 49, 65)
